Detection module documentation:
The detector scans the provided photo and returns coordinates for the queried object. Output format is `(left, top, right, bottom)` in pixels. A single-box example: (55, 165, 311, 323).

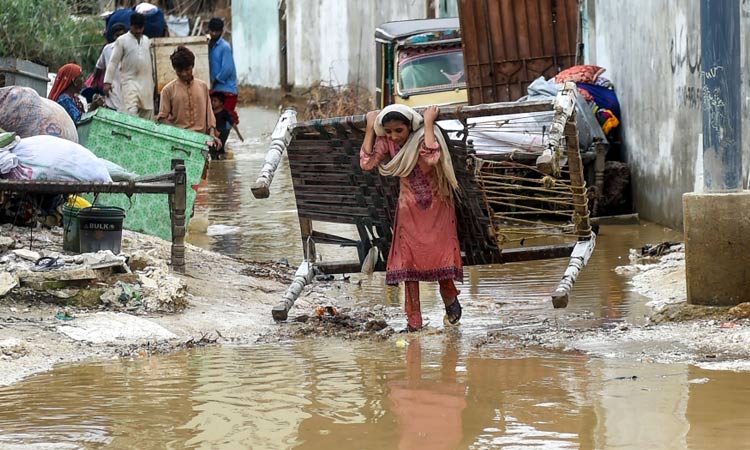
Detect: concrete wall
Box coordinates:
(233, 0, 280, 87)
(587, 0, 749, 229)
(233, 0, 427, 91)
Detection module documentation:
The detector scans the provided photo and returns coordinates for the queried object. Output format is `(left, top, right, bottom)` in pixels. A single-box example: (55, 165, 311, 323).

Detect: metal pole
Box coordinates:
(701, 0, 742, 191)
(279, 0, 289, 93)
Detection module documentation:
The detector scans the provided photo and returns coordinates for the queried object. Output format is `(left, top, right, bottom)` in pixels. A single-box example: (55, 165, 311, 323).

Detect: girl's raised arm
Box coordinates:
(361, 110, 380, 156)
(360, 110, 388, 170)
(422, 105, 439, 148)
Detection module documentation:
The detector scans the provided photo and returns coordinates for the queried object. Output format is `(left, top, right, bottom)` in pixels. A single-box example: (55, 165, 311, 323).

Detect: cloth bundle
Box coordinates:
(5, 135, 112, 182)
(0, 86, 79, 143)
(0, 131, 23, 178)
(555, 65, 621, 136)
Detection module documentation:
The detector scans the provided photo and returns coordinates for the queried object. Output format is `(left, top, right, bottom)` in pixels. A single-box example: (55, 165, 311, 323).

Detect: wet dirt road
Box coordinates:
(1, 106, 749, 449)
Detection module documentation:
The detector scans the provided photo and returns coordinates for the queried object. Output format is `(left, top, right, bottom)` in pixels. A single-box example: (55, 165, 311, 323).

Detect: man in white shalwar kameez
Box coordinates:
(103, 12, 154, 119)
(96, 23, 127, 111)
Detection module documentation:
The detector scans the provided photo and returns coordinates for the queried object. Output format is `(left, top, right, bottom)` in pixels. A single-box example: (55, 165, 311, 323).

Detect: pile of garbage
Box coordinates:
(259, 304, 396, 342)
(0, 224, 187, 313)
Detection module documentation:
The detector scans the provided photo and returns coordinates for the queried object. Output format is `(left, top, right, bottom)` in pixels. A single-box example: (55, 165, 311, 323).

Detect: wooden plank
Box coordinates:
(297, 203, 385, 217)
(287, 154, 358, 164)
(299, 218, 316, 261)
(316, 260, 363, 274)
(459, 0, 482, 103)
(525, 0, 541, 57)
(457, 0, 579, 104)
(290, 172, 356, 181)
(293, 185, 369, 195)
(309, 230, 359, 246)
(314, 242, 576, 274)
(288, 163, 359, 172)
(291, 99, 555, 134)
(293, 192, 366, 204)
(297, 210, 372, 225)
(499, 0, 517, 60)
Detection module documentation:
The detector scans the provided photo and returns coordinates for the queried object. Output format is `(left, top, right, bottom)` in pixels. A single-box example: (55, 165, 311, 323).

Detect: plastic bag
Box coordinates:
(11, 135, 112, 182)
(99, 158, 138, 181)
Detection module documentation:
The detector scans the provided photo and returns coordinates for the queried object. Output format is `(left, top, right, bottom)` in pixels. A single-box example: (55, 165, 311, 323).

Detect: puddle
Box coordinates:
(0, 338, 748, 449)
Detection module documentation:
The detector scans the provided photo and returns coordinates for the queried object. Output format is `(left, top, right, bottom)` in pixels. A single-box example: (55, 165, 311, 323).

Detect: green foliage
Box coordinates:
(0, 0, 106, 73)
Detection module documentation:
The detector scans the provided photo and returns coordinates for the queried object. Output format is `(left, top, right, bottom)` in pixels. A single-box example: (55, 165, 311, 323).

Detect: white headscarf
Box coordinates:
(373, 104, 459, 200)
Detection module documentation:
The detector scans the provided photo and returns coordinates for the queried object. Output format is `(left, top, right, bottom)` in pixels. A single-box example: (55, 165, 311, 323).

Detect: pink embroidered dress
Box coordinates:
(360, 136, 463, 285)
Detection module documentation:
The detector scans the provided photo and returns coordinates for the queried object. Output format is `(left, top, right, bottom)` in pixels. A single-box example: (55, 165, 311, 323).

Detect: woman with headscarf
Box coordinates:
(49, 63, 101, 123)
(360, 104, 463, 332)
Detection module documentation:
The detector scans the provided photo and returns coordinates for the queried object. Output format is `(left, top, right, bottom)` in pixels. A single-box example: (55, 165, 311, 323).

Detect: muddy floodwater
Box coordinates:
(1, 106, 749, 449)
(2, 340, 749, 449)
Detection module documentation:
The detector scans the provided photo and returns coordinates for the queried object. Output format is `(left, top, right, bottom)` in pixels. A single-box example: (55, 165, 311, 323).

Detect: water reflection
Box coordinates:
(3, 338, 749, 449)
(388, 337, 467, 449)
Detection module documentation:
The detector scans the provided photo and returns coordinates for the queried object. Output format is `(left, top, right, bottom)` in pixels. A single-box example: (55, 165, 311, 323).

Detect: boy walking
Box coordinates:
(210, 91, 234, 159)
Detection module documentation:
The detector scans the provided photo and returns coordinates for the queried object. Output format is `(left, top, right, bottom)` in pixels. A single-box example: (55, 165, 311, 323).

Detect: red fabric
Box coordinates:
(360, 137, 463, 286)
(85, 69, 105, 90)
(404, 280, 459, 329)
(439, 279, 459, 303)
(555, 65, 606, 85)
(48, 64, 82, 102)
(404, 281, 423, 329)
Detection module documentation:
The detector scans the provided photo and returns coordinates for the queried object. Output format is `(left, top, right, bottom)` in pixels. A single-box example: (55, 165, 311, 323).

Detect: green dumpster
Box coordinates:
(78, 108, 209, 240)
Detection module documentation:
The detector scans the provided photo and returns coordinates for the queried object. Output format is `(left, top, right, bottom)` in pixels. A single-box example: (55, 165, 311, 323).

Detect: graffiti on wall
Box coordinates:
(670, 16, 702, 110)
(670, 23, 701, 74)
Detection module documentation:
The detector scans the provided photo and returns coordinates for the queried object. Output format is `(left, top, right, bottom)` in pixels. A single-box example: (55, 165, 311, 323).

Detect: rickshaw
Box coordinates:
(374, 18, 468, 109)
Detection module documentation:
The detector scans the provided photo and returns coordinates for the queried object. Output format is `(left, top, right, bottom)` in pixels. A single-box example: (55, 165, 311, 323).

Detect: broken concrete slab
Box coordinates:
(12, 249, 40, 262)
(0, 272, 19, 297)
(0, 236, 14, 252)
(18, 268, 99, 284)
(57, 312, 177, 344)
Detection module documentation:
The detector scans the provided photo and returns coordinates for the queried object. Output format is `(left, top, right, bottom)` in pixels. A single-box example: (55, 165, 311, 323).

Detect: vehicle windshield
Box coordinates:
(397, 47, 466, 95)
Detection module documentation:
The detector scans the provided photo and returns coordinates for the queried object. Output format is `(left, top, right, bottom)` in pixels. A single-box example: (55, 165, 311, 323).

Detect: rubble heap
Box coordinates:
(0, 224, 187, 313)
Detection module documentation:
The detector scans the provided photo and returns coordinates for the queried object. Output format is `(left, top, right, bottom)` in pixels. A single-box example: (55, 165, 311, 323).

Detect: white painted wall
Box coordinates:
(587, 0, 749, 229)
(233, 0, 280, 87)
(233, 0, 427, 90)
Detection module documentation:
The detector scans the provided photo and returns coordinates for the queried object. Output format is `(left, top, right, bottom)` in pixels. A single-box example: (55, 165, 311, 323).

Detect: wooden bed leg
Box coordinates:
(251, 107, 297, 199)
(170, 160, 187, 273)
(272, 217, 317, 321)
(272, 260, 313, 321)
(551, 233, 596, 308)
(299, 218, 317, 262)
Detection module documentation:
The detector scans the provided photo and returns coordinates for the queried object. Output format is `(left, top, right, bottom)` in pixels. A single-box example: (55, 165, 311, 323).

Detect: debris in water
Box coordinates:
(260, 307, 395, 342)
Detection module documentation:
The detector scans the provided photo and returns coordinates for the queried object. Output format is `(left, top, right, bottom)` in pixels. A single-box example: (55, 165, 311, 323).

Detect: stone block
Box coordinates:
(683, 192, 750, 306)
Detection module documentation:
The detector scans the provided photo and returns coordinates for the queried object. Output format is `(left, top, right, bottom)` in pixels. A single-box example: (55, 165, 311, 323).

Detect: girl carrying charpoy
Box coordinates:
(360, 104, 463, 332)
